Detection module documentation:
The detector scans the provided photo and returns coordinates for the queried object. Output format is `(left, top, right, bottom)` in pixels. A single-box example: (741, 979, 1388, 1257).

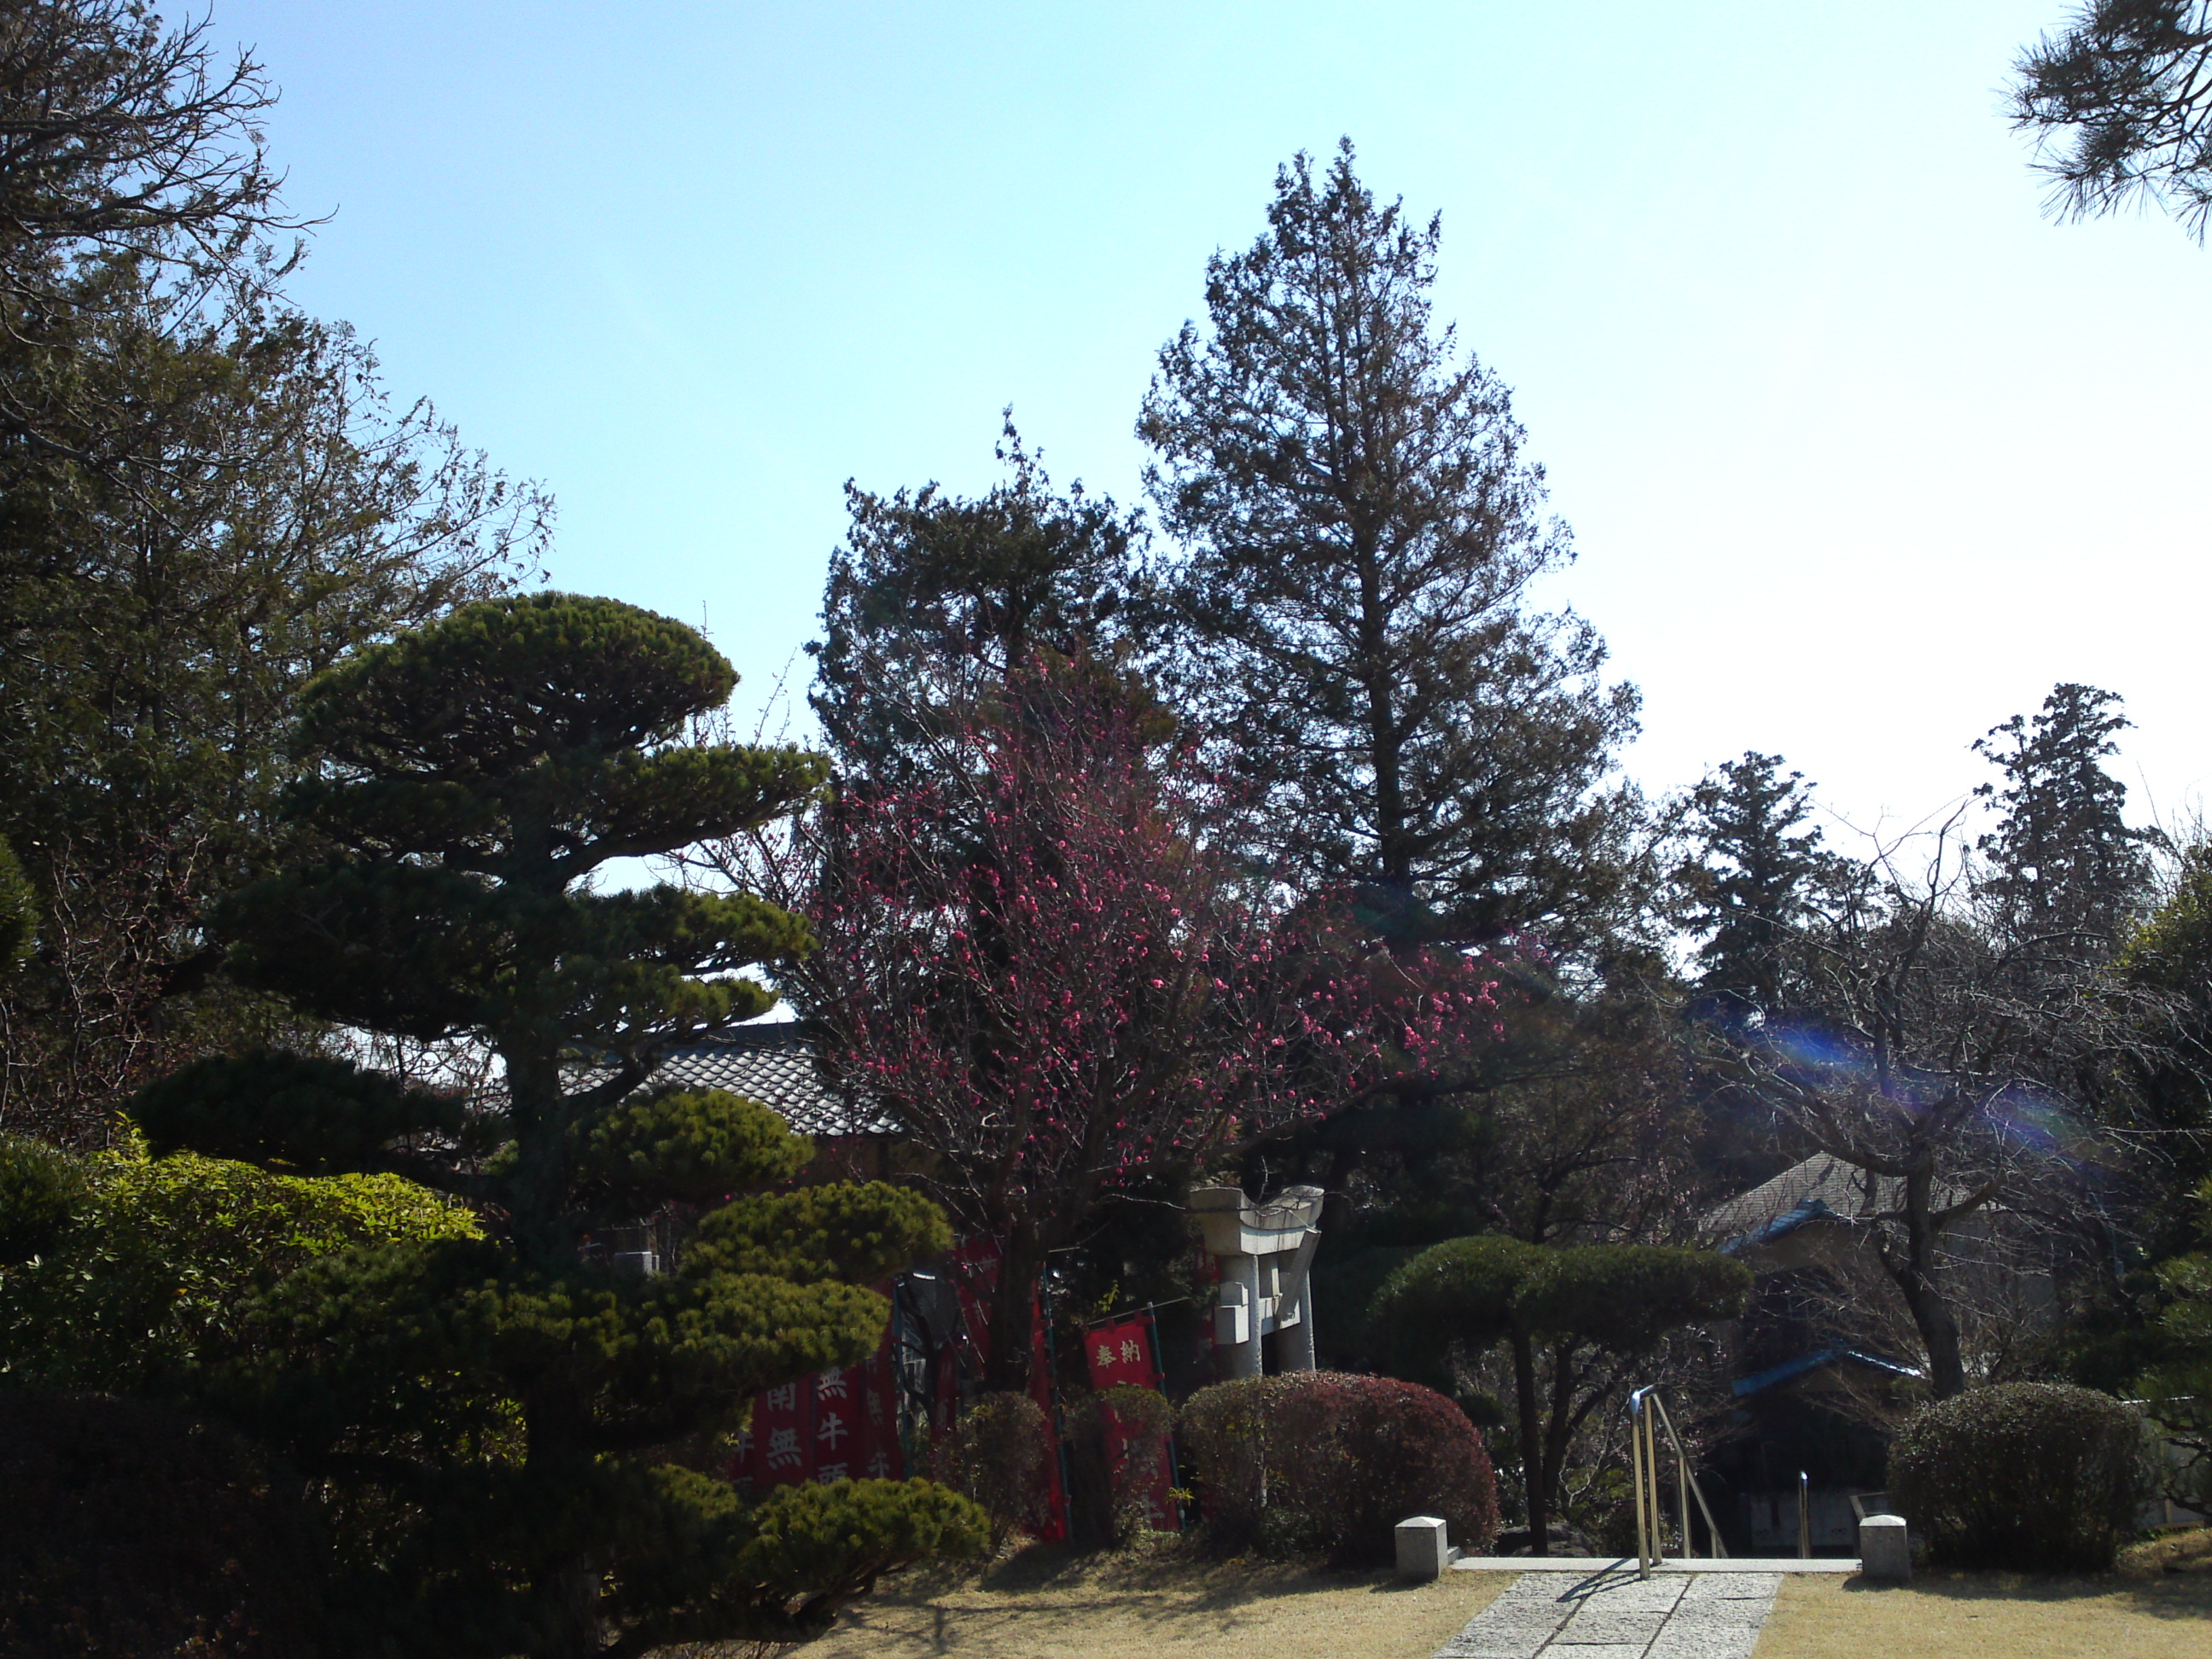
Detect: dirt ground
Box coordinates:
(1754, 1529, 2212, 1659)
(798, 1548, 1512, 1659)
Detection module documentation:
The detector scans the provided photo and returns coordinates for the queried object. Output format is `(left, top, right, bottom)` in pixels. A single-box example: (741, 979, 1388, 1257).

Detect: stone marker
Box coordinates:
(1397, 1515, 1454, 1580)
(1859, 1513, 1910, 1581)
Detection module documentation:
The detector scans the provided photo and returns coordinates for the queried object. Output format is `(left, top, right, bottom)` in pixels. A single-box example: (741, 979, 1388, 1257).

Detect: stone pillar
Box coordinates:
(1859, 1514, 1911, 1581)
(1277, 1272, 1317, 1371)
(1189, 1185, 1324, 1381)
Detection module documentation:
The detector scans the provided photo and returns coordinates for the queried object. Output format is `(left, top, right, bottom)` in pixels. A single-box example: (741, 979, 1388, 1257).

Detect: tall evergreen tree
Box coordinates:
(1678, 752, 1852, 1012)
(1138, 140, 1638, 951)
(1972, 682, 2151, 960)
(140, 594, 980, 1659)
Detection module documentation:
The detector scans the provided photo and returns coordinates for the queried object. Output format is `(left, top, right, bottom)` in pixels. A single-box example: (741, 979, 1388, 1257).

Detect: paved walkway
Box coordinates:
(1433, 1569, 1781, 1659)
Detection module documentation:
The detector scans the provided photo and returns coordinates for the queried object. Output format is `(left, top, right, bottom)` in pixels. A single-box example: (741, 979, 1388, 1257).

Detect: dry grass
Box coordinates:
(1754, 1528, 2212, 1659)
(792, 1544, 1514, 1659)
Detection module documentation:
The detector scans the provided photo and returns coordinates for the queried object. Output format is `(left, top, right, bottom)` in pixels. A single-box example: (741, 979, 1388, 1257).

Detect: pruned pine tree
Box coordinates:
(138, 594, 981, 1659)
(1139, 140, 1639, 952)
(1377, 1237, 1748, 1555)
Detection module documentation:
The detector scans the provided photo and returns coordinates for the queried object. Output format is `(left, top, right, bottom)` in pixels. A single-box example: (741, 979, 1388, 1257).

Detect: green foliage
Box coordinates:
(0, 263, 542, 1144)
(937, 1391, 1054, 1548)
(2011, 1, 2212, 240)
(562, 1464, 977, 1650)
(1677, 752, 1853, 1010)
(812, 421, 1148, 789)
(2131, 1177, 2212, 1512)
(1067, 1384, 1177, 1546)
(1376, 1236, 1543, 1371)
(711, 1478, 987, 1642)
(1179, 1372, 1499, 1565)
(0, 1390, 329, 1659)
(0, 1134, 88, 1266)
(1374, 1234, 1747, 1551)
(0, 1139, 476, 1394)
(1889, 1382, 2157, 1571)
(1973, 683, 2150, 956)
(684, 1179, 952, 1284)
(131, 1050, 468, 1174)
(583, 1087, 812, 1205)
(1516, 1244, 1754, 1352)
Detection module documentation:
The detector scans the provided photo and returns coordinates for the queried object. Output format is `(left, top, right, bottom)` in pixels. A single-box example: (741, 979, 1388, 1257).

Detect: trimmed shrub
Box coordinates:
(1180, 1371, 1499, 1566)
(937, 1391, 1053, 1547)
(1889, 1382, 2157, 1572)
(0, 1390, 327, 1657)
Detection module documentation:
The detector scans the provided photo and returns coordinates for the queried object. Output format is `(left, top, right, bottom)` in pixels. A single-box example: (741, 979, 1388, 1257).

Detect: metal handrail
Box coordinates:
(1627, 1386, 1729, 1579)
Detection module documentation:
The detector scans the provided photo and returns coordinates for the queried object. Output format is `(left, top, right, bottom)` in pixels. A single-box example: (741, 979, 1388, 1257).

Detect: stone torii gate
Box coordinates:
(1188, 1184, 1324, 1377)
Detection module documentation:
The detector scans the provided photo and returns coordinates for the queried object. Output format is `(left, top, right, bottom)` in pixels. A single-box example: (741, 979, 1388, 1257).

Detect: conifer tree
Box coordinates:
(809, 421, 1148, 789)
(1678, 752, 1853, 1013)
(138, 592, 981, 1659)
(1139, 141, 1638, 951)
(1973, 682, 2151, 962)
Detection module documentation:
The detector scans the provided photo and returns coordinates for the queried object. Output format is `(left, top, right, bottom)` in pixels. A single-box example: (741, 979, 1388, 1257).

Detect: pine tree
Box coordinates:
(138, 593, 981, 1659)
(2011, 1, 2212, 240)
(1139, 140, 1638, 951)
(809, 420, 1148, 789)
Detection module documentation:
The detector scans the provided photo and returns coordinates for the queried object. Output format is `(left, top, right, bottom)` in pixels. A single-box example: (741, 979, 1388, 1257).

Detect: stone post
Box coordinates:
(1395, 1515, 1455, 1580)
(1859, 1514, 1911, 1581)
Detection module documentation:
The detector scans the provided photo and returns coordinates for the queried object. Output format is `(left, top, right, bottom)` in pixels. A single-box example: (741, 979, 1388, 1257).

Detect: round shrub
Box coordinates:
(1180, 1371, 1499, 1566)
(1889, 1382, 2157, 1572)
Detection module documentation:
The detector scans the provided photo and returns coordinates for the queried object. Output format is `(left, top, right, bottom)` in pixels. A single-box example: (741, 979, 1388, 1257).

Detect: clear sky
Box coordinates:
(220, 0, 2209, 851)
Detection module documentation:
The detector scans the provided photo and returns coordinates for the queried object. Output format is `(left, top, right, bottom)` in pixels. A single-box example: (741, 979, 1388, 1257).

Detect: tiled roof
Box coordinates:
(631, 1025, 897, 1138)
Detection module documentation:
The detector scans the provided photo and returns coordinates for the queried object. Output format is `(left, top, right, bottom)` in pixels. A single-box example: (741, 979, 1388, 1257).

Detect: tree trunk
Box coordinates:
(1511, 1330, 1547, 1554)
(1889, 1162, 1968, 1399)
(983, 1228, 1043, 1393)
(526, 1388, 603, 1659)
(540, 1558, 602, 1659)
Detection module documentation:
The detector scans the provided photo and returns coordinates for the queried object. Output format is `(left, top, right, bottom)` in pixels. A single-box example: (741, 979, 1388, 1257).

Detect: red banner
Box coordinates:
(1082, 1313, 1179, 1533)
(736, 1315, 905, 1491)
(735, 1244, 1073, 1545)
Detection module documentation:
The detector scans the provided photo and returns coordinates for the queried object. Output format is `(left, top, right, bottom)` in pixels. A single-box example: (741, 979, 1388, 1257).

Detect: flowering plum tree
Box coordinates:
(788, 662, 1495, 1383)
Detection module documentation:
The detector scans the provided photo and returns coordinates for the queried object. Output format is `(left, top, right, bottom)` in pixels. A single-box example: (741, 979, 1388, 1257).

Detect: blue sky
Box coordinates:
(223, 1, 2209, 848)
